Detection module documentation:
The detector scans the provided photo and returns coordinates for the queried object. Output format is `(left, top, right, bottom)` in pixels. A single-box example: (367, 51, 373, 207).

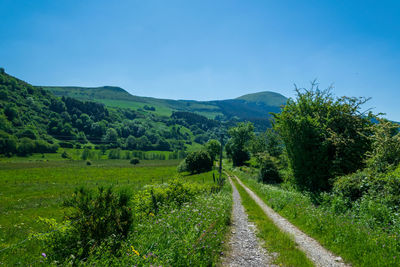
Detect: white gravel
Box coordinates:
(222, 178, 277, 267)
(233, 174, 352, 267)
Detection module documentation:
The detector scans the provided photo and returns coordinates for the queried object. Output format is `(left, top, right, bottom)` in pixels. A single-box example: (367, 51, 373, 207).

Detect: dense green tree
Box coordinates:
(103, 128, 118, 144)
(0, 113, 12, 132)
(126, 135, 136, 150)
(17, 137, 36, 156)
(156, 138, 171, 151)
(226, 122, 254, 166)
(273, 85, 373, 192)
(17, 128, 37, 140)
(258, 153, 282, 184)
(4, 105, 18, 121)
(205, 139, 221, 162)
(183, 150, 213, 174)
(136, 135, 151, 150)
(34, 140, 58, 153)
(0, 131, 17, 156)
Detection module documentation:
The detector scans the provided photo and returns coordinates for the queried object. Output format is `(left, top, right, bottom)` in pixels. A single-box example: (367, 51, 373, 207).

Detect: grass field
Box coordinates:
(0, 158, 227, 265)
(0, 149, 184, 162)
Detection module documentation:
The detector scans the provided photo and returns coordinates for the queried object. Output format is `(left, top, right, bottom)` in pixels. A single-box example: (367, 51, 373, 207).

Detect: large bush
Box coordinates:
(17, 137, 36, 156)
(333, 170, 373, 202)
(46, 187, 133, 262)
(366, 119, 400, 173)
(183, 150, 213, 174)
(257, 153, 282, 184)
(273, 85, 373, 192)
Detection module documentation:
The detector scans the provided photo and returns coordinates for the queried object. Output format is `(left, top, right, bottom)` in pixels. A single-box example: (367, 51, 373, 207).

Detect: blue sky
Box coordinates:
(1, 0, 400, 120)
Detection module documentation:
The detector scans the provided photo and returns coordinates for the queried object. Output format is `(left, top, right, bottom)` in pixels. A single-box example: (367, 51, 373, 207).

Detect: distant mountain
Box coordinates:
(236, 91, 287, 106)
(43, 86, 287, 130)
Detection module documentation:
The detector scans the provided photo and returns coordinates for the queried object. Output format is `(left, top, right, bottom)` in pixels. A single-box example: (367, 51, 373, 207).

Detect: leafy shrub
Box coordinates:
(17, 137, 35, 156)
(81, 148, 93, 160)
(130, 158, 140, 165)
(86, 160, 92, 166)
(333, 170, 372, 202)
(334, 165, 400, 209)
(84, 186, 232, 266)
(133, 179, 209, 215)
(46, 187, 133, 262)
(0, 131, 17, 156)
(273, 85, 373, 192)
(177, 159, 187, 173)
(34, 140, 58, 153)
(108, 148, 121, 159)
(61, 150, 70, 159)
(59, 141, 74, 148)
(257, 153, 282, 184)
(184, 150, 213, 174)
(366, 119, 400, 173)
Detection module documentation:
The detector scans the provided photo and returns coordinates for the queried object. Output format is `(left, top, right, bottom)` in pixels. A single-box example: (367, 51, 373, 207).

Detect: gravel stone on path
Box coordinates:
(222, 178, 277, 267)
(233, 174, 351, 267)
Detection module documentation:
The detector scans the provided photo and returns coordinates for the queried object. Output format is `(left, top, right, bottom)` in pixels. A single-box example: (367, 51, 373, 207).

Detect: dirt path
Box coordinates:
(232, 174, 351, 267)
(222, 177, 277, 266)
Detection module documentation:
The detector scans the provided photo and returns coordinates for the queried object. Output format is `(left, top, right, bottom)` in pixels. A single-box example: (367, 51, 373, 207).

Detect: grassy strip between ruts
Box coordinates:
(232, 167, 400, 267)
(231, 176, 314, 267)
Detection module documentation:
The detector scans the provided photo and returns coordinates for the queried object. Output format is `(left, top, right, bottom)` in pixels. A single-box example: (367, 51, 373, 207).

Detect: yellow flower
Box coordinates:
(149, 212, 155, 217)
(131, 246, 140, 256)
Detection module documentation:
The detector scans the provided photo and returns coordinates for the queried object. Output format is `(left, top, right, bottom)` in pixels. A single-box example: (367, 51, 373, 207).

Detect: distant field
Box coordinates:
(97, 99, 175, 116)
(0, 149, 183, 162)
(0, 159, 218, 253)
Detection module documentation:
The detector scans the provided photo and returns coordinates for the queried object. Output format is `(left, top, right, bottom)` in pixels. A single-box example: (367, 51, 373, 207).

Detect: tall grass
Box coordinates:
(0, 159, 224, 265)
(232, 168, 400, 267)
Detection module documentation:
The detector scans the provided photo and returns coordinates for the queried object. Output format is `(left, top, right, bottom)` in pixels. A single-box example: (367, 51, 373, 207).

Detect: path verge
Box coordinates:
(230, 173, 351, 267)
(221, 177, 273, 266)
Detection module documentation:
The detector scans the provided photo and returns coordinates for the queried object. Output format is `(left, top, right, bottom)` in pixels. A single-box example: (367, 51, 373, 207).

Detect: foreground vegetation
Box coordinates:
(221, 84, 400, 266)
(231, 167, 400, 266)
(232, 177, 313, 267)
(0, 159, 231, 266)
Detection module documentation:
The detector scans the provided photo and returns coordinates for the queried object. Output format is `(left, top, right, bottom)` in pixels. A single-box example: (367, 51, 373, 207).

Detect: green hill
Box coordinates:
(236, 91, 287, 106)
(43, 85, 287, 129)
(0, 69, 228, 157)
(0, 68, 290, 157)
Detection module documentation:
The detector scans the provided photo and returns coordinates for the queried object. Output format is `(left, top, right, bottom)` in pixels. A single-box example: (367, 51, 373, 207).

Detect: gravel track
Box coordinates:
(222, 177, 277, 266)
(232, 174, 351, 267)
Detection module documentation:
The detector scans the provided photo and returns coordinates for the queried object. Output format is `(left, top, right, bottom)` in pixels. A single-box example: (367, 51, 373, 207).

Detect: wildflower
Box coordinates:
(149, 212, 155, 217)
(131, 246, 140, 256)
(41, 253, 47, 258)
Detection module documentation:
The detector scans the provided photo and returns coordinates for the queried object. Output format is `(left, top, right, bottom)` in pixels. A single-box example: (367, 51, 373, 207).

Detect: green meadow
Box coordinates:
(0, 158, 229, 265)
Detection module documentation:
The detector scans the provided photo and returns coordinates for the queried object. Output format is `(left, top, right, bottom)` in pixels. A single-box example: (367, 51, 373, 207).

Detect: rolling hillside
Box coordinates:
(43, 86, 287, 129)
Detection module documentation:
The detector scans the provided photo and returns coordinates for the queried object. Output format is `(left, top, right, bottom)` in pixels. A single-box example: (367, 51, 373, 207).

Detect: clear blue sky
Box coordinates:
(1, 0, 400, 120)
